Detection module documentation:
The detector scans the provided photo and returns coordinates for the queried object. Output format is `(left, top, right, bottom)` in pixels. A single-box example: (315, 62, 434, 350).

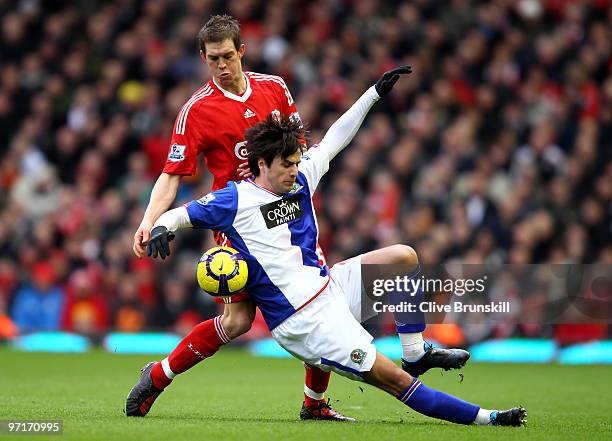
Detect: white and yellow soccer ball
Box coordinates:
(197, 246, 248, 297)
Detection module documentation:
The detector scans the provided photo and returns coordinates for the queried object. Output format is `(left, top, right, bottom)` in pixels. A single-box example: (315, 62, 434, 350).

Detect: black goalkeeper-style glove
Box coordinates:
(146, 226, 176, 260)
(374, 66, 413, 97)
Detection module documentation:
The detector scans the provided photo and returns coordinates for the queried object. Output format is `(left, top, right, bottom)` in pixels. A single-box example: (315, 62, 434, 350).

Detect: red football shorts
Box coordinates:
(212, 231, 250, 304)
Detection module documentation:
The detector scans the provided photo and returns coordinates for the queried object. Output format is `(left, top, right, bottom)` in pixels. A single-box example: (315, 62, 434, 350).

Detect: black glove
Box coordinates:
(375, 66, 413, 97)
(146, 226, 176, 260)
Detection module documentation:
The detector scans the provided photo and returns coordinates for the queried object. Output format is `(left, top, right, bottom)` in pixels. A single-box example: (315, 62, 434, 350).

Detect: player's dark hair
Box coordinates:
(198, 15, 242, 52)
(246, 115, 306, 177)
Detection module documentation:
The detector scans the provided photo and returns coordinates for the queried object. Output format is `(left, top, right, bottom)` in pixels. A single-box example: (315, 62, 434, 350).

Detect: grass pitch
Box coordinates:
(0, 348, 611, 441)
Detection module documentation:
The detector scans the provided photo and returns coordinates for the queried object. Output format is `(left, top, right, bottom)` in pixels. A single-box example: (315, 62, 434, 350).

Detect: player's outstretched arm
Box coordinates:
(133, 173, 182, 258)
(318, 66, 412, 163)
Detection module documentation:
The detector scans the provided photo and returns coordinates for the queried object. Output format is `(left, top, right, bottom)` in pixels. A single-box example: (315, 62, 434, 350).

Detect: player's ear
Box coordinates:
(238, 44, 245, 59)
(257, 158, 266, 172)
(199, 49, 206, 62)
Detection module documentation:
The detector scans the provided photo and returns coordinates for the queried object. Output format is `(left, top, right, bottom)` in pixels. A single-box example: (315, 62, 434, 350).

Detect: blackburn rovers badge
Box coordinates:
(350, 349, 366, 366)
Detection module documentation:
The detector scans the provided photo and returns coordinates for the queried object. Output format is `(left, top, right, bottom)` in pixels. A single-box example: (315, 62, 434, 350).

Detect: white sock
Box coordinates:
(474, 408, 496, 425)
(399, 332, 425, 361)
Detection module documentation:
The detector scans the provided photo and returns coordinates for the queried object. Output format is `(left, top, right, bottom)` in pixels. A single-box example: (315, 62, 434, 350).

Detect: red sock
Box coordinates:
(303, 363, 331, 408)
(150, 316, 230, 390)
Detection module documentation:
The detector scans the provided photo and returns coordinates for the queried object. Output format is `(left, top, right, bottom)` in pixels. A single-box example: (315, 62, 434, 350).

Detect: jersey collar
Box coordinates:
(212, 73, 252, 102)
(247, 178, 283, 197)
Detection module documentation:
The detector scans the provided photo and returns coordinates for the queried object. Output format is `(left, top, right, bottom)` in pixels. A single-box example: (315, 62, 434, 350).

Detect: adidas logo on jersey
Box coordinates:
(244, 109, 256, 119)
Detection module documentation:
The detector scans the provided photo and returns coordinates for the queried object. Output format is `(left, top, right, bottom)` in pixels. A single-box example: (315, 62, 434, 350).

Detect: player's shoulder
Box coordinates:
(198, 181, 239, 205)
(234, 178, 259, 197)
(299, 144, 321, 163)
(246, 71, 290, 90)
(214, 180, 239, 196)
(246, 71, 286, 81)
(246, 71, 293, 105)
(234, 179, 274, 200)
(181, 82, 218, 113)
(174, 82, 218, 133)
(183, 82, 216, 104)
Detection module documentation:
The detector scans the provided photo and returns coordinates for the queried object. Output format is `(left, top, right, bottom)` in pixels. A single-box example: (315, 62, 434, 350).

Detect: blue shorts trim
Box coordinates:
(320, 357, 365, 378)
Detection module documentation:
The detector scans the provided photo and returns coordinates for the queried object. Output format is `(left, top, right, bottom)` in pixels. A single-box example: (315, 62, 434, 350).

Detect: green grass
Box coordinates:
(0, 348, 611, 441)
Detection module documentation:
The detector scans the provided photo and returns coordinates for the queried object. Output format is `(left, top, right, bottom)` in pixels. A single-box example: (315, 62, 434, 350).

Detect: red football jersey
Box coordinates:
(163, 71, 300, 190)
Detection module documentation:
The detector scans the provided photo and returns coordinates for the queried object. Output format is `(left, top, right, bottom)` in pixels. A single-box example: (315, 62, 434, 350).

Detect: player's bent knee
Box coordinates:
(221, 310, 254, 339)
(227, 315, 253, 338)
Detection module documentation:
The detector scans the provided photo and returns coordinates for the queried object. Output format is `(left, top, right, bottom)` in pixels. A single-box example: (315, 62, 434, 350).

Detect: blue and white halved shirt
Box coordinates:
(156, 86, 381, 330)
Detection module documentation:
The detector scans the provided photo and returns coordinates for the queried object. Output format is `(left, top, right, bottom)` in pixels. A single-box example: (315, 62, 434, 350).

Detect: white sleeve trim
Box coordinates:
(153, 206, 193, 232)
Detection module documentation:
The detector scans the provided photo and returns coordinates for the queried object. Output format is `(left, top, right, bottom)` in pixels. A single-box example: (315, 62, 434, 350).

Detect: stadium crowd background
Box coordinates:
(0, 0, 610, 346)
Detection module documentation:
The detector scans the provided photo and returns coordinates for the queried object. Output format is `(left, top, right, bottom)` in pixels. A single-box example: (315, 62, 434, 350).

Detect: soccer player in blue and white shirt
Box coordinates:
(146, 68, 526, 426)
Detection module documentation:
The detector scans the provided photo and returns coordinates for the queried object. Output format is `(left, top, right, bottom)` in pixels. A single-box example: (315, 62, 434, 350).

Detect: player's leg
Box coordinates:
(221, 296, 339, 421)
(152, 298, 252, 385)
(364, 351, 526, 426)
(272, 286, 525, 427)
(126, 229, 259, 417)
(220, 298, 255, 338)
(125, 296, 252, 417)
(359, 244, 470, 376)
(211, 233, 336, 419)
(221, 300, 339, 422)
(300, 362, 335, 418)
(298, 244, 339, 419)
(299, 361, 355, 421)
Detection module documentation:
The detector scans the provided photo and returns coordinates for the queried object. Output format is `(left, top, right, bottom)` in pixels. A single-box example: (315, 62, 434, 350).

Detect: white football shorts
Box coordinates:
(271, 256, 376, 381)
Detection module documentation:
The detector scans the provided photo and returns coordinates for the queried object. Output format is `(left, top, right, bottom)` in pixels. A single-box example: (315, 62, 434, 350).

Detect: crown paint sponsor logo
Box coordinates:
(168, 144, 186, 162)
(260, 194, 304, 228)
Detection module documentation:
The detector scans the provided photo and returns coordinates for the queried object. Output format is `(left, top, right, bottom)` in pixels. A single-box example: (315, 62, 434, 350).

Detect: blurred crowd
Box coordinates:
(0, 0, 610, 343)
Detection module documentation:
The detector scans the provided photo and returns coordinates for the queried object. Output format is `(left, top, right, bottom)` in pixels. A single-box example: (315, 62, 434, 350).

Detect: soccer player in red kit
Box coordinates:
(126, 15, 352, 421)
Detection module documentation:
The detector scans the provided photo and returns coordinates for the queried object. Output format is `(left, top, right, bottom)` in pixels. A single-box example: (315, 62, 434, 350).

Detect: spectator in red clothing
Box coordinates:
(62, 269, 109, 337)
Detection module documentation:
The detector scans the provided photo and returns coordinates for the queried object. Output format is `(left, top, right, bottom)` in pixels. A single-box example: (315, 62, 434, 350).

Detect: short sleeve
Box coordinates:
(162, 102, 205, 176)
(185, 182, 238, 231)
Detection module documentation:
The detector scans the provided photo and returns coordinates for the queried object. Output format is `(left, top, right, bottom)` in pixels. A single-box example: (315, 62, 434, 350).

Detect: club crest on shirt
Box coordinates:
(289, 111, 302, 126)
(350, 349, 366, 366)
(168, 144, 186, 162)
(260, 194, 304, 228)
(289, 183, 304, 194)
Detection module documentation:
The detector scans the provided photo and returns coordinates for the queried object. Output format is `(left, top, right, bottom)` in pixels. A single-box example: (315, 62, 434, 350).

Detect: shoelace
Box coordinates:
(315, 398, 335, 415)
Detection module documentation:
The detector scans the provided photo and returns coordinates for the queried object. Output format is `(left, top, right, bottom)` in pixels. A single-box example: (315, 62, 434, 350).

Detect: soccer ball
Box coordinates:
(197, 246, 248, 297)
